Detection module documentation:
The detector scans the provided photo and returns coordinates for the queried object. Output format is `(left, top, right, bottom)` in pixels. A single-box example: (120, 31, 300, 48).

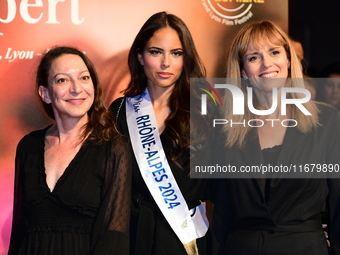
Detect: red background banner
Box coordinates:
(0, 1, 287, 253)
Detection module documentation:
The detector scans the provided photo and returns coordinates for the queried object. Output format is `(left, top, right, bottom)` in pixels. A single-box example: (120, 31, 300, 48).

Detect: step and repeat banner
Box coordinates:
(0, 0, 287, 253)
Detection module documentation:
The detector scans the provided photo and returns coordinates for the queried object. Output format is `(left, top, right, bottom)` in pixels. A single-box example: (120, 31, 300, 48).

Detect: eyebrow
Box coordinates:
(52, 70, 89, 80)
(269, 46, 282, 51)
(147, 46, 183, 52)
(171, 47, 183, 51)
(244, 46, 282, 57)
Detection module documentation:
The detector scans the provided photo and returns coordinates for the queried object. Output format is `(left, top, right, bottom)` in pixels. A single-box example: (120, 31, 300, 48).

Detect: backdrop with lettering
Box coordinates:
(0, 0, 287, 253)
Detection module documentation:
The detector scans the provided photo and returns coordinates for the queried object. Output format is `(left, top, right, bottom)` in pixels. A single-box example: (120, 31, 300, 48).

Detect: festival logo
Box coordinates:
(201, 0, 265, 26)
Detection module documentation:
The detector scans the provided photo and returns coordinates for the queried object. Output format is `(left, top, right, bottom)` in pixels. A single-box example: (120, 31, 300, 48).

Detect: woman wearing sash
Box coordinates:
(110, 12, 210, 255)
(212, 20, 340, 254)
(8, 47, 130, 255)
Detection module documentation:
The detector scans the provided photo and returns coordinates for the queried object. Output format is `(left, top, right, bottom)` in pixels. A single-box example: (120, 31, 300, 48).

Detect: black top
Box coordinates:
(110, 97, 208, 255)
(212, 104, 340, 255)
(8, 126, 131, 255)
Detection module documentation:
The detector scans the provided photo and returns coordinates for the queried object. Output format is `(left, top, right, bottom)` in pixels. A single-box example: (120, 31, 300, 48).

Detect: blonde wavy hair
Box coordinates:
(223, 20, 319, 148)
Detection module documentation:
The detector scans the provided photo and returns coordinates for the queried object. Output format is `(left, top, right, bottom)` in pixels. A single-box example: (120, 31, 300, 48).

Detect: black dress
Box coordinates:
(8, 126, 131, 255)
(110, 97, 209, 255)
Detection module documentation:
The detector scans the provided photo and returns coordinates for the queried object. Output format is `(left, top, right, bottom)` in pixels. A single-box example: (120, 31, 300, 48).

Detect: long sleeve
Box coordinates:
(326, 109, 340, 255)
(91, 140, 131, 255)
(8, 139, 28, 254)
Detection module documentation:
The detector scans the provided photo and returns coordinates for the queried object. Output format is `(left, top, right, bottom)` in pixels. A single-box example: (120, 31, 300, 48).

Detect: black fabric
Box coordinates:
(8, 126, 131, 255)
(212, 104, 340, 255)
(262, 145, 281, 204)
(110, 97, 210, 255)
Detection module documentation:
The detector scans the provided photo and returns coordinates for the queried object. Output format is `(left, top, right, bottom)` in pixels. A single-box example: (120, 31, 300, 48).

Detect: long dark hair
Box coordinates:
(37, 46, 118, 143)
(125, 12, 206, 169)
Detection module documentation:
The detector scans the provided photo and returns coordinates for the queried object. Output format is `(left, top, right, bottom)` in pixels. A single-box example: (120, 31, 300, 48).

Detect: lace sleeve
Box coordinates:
(91, 140, 132, 255)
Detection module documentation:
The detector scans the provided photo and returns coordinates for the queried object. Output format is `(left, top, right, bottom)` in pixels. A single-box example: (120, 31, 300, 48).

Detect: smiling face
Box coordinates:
(137, 27, 184, 92)
(242, 41, 290, 94)
(38, 54, 94, 123)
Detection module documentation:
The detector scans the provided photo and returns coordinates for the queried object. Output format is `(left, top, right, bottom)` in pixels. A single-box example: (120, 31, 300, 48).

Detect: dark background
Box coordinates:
(289, 0, 340, 77)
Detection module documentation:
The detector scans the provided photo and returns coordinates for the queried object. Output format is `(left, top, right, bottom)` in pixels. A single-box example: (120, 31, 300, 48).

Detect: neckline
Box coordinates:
(41, 126, 87, 194)
(262, 144, 282, 152)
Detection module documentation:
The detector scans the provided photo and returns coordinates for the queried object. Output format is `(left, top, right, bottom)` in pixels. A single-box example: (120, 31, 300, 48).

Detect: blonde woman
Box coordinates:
(212, 21, 340, 255)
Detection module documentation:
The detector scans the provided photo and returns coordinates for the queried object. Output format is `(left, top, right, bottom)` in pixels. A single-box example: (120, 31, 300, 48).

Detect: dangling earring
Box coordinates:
(242, 76, 251, 87)
(241, 70, 248, 80)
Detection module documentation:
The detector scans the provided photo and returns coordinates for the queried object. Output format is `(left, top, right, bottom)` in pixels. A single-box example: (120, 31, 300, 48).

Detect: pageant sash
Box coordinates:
(126, 89, 209, 246)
